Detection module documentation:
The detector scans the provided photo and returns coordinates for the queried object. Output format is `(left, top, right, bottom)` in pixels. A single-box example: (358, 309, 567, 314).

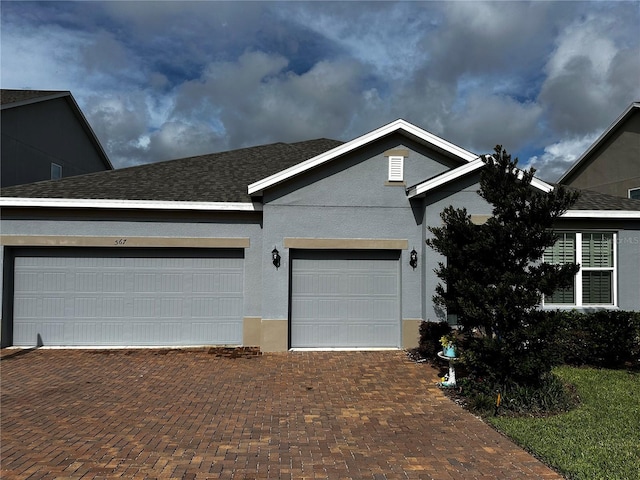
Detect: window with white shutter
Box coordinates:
(543, 231, 616, 306)
(388, 156, 404, 182)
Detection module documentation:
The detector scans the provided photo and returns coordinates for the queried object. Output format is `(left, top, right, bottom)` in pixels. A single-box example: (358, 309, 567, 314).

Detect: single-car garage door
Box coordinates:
(11, 248, 244, 347)
(290, 250, 400, 348)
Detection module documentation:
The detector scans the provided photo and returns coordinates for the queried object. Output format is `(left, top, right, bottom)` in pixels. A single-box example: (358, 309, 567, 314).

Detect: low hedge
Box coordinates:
(548, 309, 640, 369)
(416, 310, 640, 370)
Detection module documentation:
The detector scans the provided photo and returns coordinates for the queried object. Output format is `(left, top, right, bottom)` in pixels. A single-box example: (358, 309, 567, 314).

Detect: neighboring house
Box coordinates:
(1, 119, 639, 350)
(1, 89, 112, 188)
(558, 101, 640, 199)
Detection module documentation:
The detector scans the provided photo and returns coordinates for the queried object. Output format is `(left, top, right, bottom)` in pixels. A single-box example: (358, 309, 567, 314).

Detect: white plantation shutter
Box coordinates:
(544, 233, 575, 265)
(388, 156, 404, 181)
(544, 234, 576, 304)
(582, 232, 613, 267)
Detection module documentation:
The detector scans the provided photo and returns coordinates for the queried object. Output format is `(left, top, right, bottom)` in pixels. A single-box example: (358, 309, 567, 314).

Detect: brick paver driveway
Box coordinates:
(1, 349, 563, 480)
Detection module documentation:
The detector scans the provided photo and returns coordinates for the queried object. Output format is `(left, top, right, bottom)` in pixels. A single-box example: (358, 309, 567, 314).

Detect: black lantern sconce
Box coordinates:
(272, 247, 281, 269)
(409, 248, 418, 269)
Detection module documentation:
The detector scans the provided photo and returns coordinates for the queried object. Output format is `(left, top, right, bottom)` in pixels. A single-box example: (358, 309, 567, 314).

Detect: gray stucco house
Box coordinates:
(1, 89, 113, 188)
(1, 119, 639, 350)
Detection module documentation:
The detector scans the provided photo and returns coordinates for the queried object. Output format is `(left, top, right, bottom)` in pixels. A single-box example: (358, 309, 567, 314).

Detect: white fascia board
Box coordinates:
(406, 158, 485, 198)
(530, 177, 555, 193)
(407, 156, 554, 198)
(0, 197, 262, 212)
(247, 119, 478, 195)
(561, 210, 640, 219)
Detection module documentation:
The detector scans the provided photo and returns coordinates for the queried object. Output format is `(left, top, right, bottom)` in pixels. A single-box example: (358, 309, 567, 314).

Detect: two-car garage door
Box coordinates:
(11, 249, 244, 347)
(290, 250, 401, 348)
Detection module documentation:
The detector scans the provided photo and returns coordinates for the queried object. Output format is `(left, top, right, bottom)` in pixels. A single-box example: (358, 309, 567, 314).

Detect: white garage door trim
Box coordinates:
(290, 250, 401, 349)
(10, 248, 244, 347)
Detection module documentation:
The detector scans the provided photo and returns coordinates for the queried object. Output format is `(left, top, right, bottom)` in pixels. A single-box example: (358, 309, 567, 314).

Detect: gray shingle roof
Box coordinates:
(567, 187, 640, 211)
(0, 139, 344, 203)
(1, 89, 69, 106)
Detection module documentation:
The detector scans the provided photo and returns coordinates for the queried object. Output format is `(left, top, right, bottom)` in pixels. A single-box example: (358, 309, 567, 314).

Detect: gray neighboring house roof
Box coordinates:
(567, 187, 640, 211)
(0, 89, 69, 105)
(1, 89, 114, 171)
(0, 139, 343, 203)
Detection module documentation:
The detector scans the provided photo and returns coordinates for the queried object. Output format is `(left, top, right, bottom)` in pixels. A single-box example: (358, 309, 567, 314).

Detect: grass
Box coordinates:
(489, 366, 640, 480)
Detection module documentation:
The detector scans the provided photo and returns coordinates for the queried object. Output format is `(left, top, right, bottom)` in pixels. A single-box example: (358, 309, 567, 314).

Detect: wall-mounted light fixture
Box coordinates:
(272, 247, 281, 269)
(409, 248, 418, 269)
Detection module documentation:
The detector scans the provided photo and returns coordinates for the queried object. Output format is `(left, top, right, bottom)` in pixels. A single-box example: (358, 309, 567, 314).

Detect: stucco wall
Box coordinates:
(617, 228, 640, 311)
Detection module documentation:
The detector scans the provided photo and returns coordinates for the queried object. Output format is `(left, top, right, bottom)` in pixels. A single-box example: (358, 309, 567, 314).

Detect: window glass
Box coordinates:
(544, 231, 615, 306)
(546, 283, 575, 304)
(582, 271, 612, 304)
(51, 163, 62, 180)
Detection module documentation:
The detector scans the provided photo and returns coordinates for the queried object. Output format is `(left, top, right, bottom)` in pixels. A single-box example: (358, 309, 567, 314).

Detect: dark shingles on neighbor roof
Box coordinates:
(1, 89, 69, 106)
(0, 138, 344, 203)
(566, 187, 640, 211)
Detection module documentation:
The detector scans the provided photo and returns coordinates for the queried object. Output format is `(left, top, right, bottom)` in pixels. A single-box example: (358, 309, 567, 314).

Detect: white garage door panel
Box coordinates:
(13, 253, 244, 347)
(291, 253, 400, 348)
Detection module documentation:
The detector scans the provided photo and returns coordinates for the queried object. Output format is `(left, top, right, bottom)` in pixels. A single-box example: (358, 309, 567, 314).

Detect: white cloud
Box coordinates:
(176, 51, 368, 148)
(539, 14, 640, 134)
(444, 93, 544, 154)
(526, 133, 599, 182)
(1, 22, 89, 91)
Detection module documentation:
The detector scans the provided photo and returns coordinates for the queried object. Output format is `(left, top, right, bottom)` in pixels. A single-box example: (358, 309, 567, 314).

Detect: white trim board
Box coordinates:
(0, 197, 263, 212)
(407, 156, 554, 198)
(561, 210, 640, 219)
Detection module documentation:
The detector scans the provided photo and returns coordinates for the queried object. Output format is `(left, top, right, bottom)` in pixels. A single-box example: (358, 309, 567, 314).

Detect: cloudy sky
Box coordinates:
(2, 1, 639, 180)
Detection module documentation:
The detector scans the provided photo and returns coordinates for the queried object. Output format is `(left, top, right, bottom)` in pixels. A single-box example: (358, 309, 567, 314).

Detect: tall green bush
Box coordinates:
(427, 146, 579, 388)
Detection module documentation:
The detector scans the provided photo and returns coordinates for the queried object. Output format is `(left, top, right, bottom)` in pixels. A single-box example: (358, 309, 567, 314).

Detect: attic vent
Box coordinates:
(388, 156, 404, 182)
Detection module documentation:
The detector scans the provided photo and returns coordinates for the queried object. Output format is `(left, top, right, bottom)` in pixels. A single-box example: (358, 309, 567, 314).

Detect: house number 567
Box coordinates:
(114, 238, 127, 245)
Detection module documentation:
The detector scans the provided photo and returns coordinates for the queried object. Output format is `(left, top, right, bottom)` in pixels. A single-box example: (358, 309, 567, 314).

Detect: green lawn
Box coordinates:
(489, 367, 640, 480)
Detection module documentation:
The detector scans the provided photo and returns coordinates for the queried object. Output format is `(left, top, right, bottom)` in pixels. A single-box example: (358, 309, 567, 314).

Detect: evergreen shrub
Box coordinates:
(415, 320, 452, 362)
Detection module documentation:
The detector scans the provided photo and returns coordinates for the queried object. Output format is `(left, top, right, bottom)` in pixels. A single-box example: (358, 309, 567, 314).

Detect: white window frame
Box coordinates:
(629, 187, 640, 200)
(543, 231, 617, 308)
(388, 155, 404, 182)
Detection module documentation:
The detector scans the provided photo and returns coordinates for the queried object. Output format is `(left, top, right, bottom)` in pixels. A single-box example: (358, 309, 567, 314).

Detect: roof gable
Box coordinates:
(1, 89, 114, 171)
(558, 101, 640, 184)
(407, 155, 554, 198)
(248, 119, 478, 196)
